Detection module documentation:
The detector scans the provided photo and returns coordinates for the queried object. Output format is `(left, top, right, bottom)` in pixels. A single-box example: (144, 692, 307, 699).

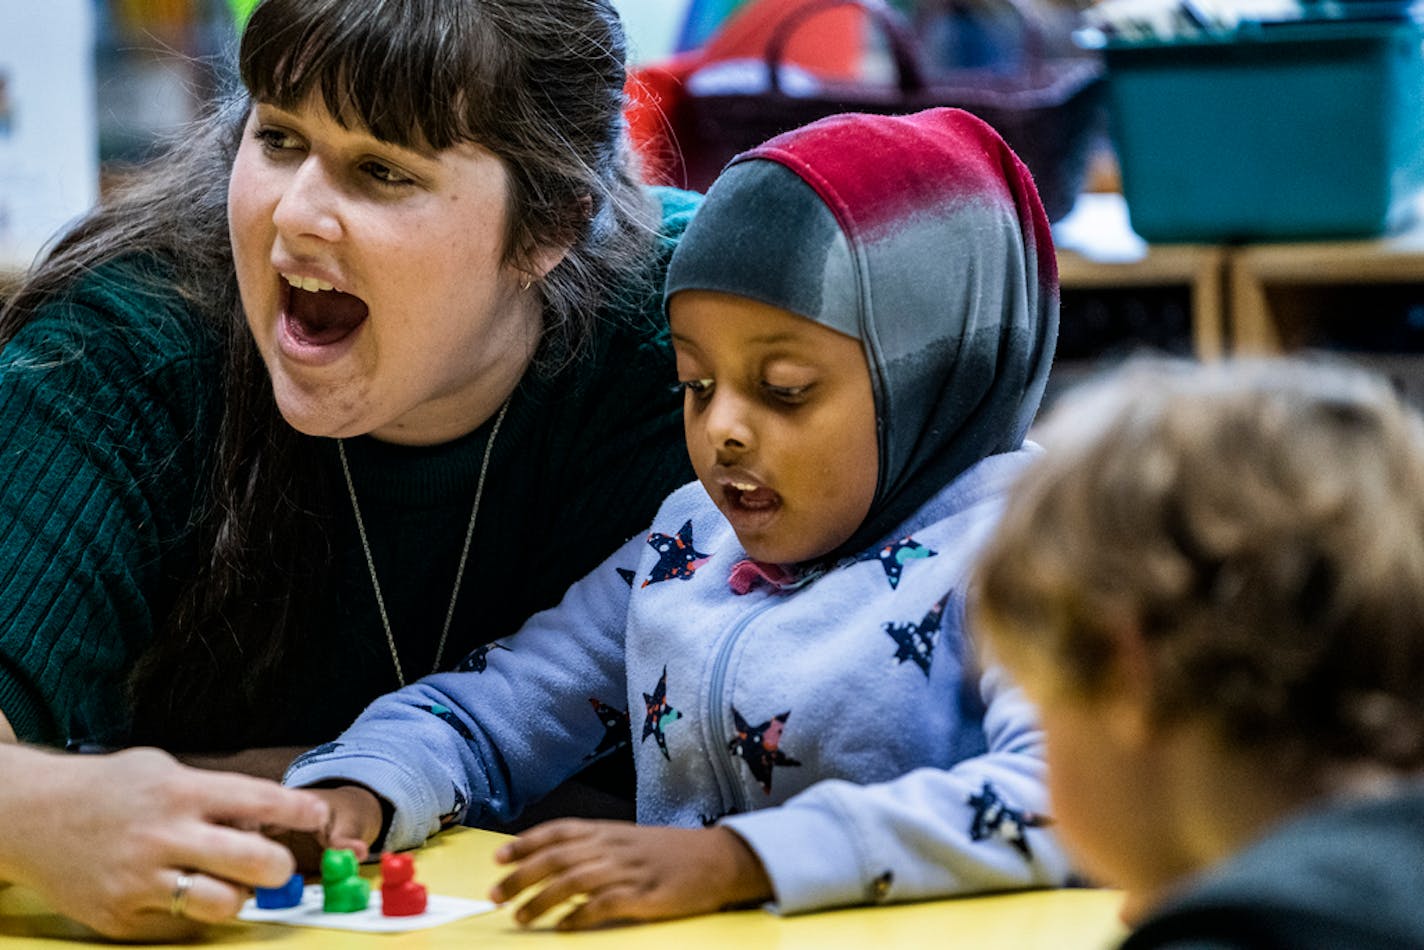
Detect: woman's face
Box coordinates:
(669, 290, 879, 565)
(229, 98, 542, 445)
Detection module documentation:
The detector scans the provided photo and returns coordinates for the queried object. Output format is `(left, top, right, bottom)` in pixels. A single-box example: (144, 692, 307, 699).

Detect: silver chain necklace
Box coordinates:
(337, 399, 510, 687)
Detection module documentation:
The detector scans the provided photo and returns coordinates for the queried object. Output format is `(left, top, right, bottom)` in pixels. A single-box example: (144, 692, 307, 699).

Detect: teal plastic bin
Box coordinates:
(1100, 16, 1424, 241)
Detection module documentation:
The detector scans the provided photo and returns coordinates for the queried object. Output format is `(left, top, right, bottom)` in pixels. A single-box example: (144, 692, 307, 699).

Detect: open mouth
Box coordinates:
(282, 275, 370, 346)
(723, 481, 781, 513)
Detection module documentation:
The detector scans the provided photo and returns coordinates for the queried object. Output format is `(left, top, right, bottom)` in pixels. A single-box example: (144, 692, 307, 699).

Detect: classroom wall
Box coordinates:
(0, 0, 98, 273)
(611, 0, 693, 65)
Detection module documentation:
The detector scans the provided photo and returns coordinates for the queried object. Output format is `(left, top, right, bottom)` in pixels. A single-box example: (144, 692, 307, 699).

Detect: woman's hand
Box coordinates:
(490, 819, 773, 930)
(0, 745, 330, 941)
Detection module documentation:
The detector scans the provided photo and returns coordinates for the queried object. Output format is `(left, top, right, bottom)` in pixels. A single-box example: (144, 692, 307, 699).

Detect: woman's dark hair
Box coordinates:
(0, 0, 656, 748)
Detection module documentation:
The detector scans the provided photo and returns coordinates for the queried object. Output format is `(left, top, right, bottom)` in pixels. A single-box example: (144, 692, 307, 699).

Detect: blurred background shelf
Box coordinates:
(1054, 193, 1225, 361)
(1048, 191, 1424, 406)
(1228, 200, 1424, 353)
(1225, 199, 1424, 404)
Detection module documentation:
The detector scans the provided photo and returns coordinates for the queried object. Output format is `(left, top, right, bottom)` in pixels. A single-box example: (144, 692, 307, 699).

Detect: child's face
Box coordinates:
(999, 640, 1188, 903)
(668, 291, 879, 564)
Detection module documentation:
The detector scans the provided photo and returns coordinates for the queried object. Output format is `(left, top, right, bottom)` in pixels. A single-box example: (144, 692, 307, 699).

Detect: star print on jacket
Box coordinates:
(438, 784, 468, 828)
(727, 707, 801, 794)
(967, 781, 1051, 860)
(616, 567, 637, 587)
(585, 698, 631, 760)
(642, 519, 711, 587)
(417, 703, 476, 743)
(856, 536, 937, 589)
(641, 666, 682, 760)
(454, 641, 510, 673)
(883, 592, 951, 677)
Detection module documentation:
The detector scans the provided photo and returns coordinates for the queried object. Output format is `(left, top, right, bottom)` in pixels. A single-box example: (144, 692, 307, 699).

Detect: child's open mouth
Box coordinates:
(723, 481, 781, 513)
(282, 275, 370, 347)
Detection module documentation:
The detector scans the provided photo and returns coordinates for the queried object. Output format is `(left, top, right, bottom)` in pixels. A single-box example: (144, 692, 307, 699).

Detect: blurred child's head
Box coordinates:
(664, 108, 1058, 565)
(971, 356, 1424, 897)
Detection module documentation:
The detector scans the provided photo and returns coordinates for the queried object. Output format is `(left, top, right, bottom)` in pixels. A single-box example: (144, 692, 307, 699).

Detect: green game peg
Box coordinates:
(321, 848, 371, 913)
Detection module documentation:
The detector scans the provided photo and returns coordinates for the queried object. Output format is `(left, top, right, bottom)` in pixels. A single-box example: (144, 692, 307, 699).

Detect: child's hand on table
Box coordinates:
(489, 819, 773, 929)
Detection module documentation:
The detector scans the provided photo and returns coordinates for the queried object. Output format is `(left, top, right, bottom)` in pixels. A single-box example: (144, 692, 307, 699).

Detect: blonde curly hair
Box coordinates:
(972, 356, 1424, 775)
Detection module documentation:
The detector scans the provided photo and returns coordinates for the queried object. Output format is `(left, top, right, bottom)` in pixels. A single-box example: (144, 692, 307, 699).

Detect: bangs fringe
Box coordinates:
(239, 0, 497, 150)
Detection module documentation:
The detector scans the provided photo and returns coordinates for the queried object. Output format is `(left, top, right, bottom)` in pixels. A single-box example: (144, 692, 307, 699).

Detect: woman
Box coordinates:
(0, 0, 693, 757)
(0, 0, 694, 936)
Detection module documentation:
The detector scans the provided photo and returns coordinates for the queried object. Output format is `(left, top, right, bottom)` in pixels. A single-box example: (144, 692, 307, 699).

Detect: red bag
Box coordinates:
(627, 0, 1104, 222)
(626, 0, 867, 186)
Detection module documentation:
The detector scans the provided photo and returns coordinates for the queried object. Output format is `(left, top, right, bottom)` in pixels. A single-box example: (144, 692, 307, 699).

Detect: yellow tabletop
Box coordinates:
(0, 826, 1126, 948)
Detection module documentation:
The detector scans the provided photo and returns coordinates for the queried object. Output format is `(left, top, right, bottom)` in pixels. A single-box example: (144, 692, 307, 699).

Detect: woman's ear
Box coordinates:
(514, 194, 587, 287)
(525, 241, 571, 283)
(526, 193, 593, 282)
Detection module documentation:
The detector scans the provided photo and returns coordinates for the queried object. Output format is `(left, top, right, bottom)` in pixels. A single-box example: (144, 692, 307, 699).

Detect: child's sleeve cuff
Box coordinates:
(720, 801, 869, 915)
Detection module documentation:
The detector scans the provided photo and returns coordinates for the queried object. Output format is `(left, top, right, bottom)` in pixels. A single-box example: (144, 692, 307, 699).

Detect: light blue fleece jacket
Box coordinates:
(285, 447, 1069, 914)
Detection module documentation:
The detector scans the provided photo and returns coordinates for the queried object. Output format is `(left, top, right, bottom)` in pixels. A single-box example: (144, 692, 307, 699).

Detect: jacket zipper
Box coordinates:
(705, 597, 778, 817)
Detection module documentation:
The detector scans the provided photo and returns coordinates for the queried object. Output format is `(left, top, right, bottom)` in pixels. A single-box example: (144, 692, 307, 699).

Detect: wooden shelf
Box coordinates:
(1053, 194, 1227, 358)
(1051, 193, 1424, 367)
(1228, 209, 1424, 353)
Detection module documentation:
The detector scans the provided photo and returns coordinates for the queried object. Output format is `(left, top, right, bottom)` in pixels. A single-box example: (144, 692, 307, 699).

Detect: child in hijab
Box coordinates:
(288, 107, 1065, 927)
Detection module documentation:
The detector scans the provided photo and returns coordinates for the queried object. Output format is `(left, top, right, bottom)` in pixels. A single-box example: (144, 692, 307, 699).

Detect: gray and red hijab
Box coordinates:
(665, 107, 1059, 563)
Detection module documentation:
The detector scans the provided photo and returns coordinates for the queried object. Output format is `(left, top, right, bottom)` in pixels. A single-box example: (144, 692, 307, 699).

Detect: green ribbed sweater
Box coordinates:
(0, 187, 698, 750)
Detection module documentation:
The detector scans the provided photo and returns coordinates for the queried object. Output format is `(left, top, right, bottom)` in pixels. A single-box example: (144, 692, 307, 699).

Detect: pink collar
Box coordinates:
(728, 559, 798, 595)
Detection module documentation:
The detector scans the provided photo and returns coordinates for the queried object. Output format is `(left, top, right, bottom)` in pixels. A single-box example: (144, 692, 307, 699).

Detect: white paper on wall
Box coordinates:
(0, 0, 98, 274)
(611, 0, 691, 64)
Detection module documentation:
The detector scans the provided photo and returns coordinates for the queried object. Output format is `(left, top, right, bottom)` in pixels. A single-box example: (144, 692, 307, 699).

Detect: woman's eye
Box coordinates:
(360, 160, 414, 187)
(676, 378, 714, 398)
(253, 127, 301, 152)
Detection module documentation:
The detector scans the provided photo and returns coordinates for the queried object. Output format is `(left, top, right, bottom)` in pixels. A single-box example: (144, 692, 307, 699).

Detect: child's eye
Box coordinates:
(253, 127, 302, 153)
(763, 382, 812, 404)
(360, 160, 415, 188)
(675, 378, 714, 398)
